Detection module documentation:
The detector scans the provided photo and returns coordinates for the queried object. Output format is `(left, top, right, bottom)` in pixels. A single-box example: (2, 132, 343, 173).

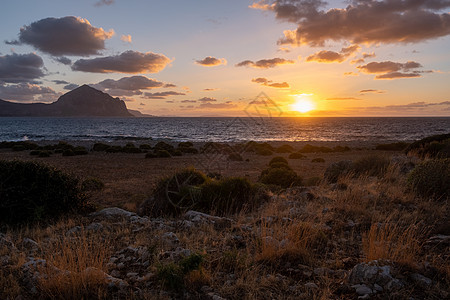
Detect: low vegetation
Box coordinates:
(259, 157, 301, 188)
(407, 158, 449, 200)
(405, 133, 450, 158)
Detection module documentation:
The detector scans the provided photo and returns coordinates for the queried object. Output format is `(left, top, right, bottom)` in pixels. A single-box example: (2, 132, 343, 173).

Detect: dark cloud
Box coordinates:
(181, 100, 197, 103)
(64, 83, 79, 90)
(252, 77, 289, 88)
(95, 0, 114, 6)
(7, 16, 114, 56)
(359, 89, 386, 94)
(357, 60, 425, 79)
(96, 76, 166, 90)
(0, 53, 45, 83)
(72, 50, 171, 73)
(363, 52, 376, 59)
(52, 80, 69, 85)
(0, 83, 57, 102)
(198, 102, 237, 109)
(307, 45, 360, 63)
(326, 97, 361, 100)
(236, 57, 294, 69)
(164, 83, 177, 88)
(252, 0, 450, 46)
(204, 88, 219, 91)
(198, 97, 217, 102)
(55, 57, 72, 65)
(195, 56, 227, 66)
(144, 91, 186, 99)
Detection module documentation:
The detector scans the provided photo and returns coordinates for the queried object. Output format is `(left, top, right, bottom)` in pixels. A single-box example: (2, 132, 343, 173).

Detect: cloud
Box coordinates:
(307, 44, 360, 63)
(7, 16, 114, 56)
(121, 34, 132, 43)
(0, 53, 45, 83)
(0, 83, 57, 102)
(198, 97, 217, 102)
(236, 57, 294, 69)
(204, 88, 219, 91)
(52, 80, 69, 85)
(96, 76, 167, 90)
(357, 60, 425, 79)
(164, 83, 177, 88)
(144, 91, 186, 99)
(363, 52, 376, 59)
(181, 100, 197, 103)
(195, 56, 227, 66)
(95, 0, 114, 6)
(55, 56, 72, 65)
(252, 77, 290, 88)
(198, 102, 237, 109)
(362, 101, 450, 112)
(359, 89, 386, 94)
(326, 97, 361, 100)
(72, 50, 171, 73)
(344, 72, 359, 76)
(64, 84, 79, 90)
(252, 0, 450, 46)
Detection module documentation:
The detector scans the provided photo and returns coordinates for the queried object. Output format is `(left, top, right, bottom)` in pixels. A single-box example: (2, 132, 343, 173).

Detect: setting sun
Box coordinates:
(292, 94, 315, 113)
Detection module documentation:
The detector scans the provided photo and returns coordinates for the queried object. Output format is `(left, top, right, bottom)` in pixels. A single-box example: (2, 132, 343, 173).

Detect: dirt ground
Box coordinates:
(0, 142, 399, 210)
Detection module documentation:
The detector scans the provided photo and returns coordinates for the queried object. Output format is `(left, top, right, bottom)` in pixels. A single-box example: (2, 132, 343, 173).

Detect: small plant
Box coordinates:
(0, 160, 86, 225)
(73, 146, 88, 155)
(92, 143, 110, 152)
(154, 141, 175, 152)
(351, 155, 390, 177)
(145, 152, 157, 159)
(269, 156, 288, 166)
(157, 253, 204, 292)
(407, 158, 449, 200)
(405, 133, 450, 158)
(38, 150, 52, 157)
(288, 152, 306, 159)
(139, 144, 152, 150)
(256, 147, 273, 156)
(311, 157, 325, 163)
(122, 143, 142, 153)
(259, 167, 300, 188)
(323, 160, 352, 183)
(156, 150, 171, 158)
(228, 152, 243, 161)
(275, 144, 295, 153)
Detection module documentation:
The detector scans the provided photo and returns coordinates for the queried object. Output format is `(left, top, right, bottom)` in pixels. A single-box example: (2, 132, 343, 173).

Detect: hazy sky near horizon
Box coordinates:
(1, 0, 450, 116)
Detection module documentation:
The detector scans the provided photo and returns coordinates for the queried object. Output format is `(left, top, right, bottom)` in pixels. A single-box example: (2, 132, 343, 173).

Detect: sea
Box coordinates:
(0, 117, 449, 143)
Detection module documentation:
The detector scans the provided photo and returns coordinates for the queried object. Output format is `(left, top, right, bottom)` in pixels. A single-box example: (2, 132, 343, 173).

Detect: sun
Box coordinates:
(292, 94, 315, 113)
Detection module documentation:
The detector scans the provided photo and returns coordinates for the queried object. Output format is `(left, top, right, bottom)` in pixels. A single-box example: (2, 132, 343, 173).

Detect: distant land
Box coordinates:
(0, 85, 141, 117)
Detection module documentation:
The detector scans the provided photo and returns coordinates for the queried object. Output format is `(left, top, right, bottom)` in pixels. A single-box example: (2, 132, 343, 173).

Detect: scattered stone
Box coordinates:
(90, 207, 136, 220)
(161, 232, 180, 248)
(184, 210, 233, 229)
(66, 226, 82, 235)
(410, 273, 432, 288)
(352, 284, 373, 295)
(86, 222, 103, 231)
(22, 238, 39, 250)
(349, 261, 404, 292)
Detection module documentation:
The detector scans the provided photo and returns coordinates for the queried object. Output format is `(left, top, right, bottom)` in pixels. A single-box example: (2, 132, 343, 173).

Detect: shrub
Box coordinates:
(333, 145, 351, 152)
(405, 133, 450, 158)
(92, 143, 110, 152)
(275, 144, 295, 153)
(256, 148, 273, 156)
(139, 144, 152, 150)
(304, 177, 321, 186)
(12, 145, 25, 152)
(73, 146, 88, 155)
(351, 155, 390, 177)
(154, 141, 175, 152)
(157, 253, 204, 292)
(324, 160, 352, 183)
(288, 152, 306, 159)
(172, 149, 183, 156)
(299, 144, 332, 153)
(0, 160, 86, 225)
(105, 145, 122, 153)
(178, 141, 194, 148)
(178, 147, 199, 154)
(62, 149, 75, 156)
(38, 150, 51, 157)
(375, 142, 409, 151)
(156, 150, 172, 158)
(259, 167, 300, 188)
(312, 158, 325, 163)
(269, 156, 288, 166)
(407, 158, 449, 200)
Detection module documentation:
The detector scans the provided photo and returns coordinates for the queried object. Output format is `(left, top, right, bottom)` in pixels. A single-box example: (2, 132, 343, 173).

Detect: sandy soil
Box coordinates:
(0, 141, 400, 210)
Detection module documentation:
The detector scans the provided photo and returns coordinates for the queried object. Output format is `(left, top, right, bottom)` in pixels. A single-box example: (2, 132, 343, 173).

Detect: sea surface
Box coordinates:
(0, 117, 449, 143)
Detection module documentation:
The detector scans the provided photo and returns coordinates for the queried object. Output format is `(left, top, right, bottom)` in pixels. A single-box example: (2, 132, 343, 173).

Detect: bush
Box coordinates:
(275, 144, 295, 153)
(142, 169, 268, 217)
(157, 253, 204, 292)
(376, 142, 409, 151)
(172, 149, 183, 156)
(178, 147, 199, 154)
(288, 152, 306, 159)
(178, 142, 194, 148)
(154, 141, 175, 152)
(299, 144, 332, 153)
(105, 145, 122, 153)
(73, 146, 88, 155)
(156, 150, 172, 158)
(139, 144, 152, 150)
(92, 143, 110, 152)
(228, 152, 243, 161)
(405, 133, 450, 158)
(38, 150, 51, 157)
(312, 158, 325, 163)
(259, 167, 300, 188)
(351, 155, 390, 177)
(122, 144, 142, 153)
(269, 156, 288, 166)
(407, 159, 449, 200)
(304, 177, 321, 186)
(30, 150, 40, 156)
(0, 160, 86, 225)
(62, 149, 75, 156)
(324, 160, 353, 183)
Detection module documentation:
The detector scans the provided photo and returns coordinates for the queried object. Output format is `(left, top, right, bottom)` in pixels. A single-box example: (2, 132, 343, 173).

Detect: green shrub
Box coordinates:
(122, 144, 142, 153)
(38, 150, 51, 157)
(73, 146, 88, 155)
(324, 160, 353, 183)
(156, 150, 172, 158)
(407, 159, 449, 200)
(92, 143, 110, 152)
(178, 142, 194, 148)
(351, 155, 390, 177)
(312, 158, 325, 163)
(62, 149, 75, 156)
(269, 156, 288, 166)
(288, 152, 306, 159)
(154, 141, 175, 152)
(259, 167, 300, 188)
(333, 145, 351, 152)
(157, 253, 204, 292)
(376, 142, 409, 151)
(106, 145, 122, 153)
(275, 144, 295, 153)
(139, 144, 152, 150)
(228, 152, 243, 161)
(178, 147, 199, 154)
(405, 133, 450, 158)
(0, 160, 86, 225)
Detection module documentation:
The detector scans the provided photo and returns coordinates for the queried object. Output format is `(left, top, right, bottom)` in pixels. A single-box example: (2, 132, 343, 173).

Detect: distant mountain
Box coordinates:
(128, 109, 155, 117)
(0, 85, 133, 117)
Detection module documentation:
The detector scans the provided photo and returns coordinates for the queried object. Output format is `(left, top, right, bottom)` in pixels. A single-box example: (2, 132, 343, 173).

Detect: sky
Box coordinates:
(1, 0, 450, 117)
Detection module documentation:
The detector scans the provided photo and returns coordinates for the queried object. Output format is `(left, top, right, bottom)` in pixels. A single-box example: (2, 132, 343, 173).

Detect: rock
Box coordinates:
(66, 226, 82, 235)
(82, 267, 129, 290)
(352, 284, 373, 295)
(313, 267, 334, 276)
(410, 273, 432, 288)
(161, 247, 192, 260)
(0, 233, 15, 249)
(86, 222, 103, 231)
(349, 261, 404, 292)
(161, 232, 180, 248)
(90, 207, 136, 220)
(184, 210, 233, 229)
(22, 238, 39, 250)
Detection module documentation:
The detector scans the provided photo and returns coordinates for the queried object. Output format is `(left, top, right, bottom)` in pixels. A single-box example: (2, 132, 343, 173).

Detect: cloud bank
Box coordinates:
(195, 56, 227, 66)
(252, 77, 289, 88)
(236, 57, 294, 68)
(0, 53, 45, 83)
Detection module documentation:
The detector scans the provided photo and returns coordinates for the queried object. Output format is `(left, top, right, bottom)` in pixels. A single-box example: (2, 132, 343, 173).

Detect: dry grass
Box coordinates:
(362, 219, 424, 266)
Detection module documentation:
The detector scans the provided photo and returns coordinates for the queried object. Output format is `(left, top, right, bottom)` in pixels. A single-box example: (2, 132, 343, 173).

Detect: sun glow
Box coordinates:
(292, 94, 315, 113)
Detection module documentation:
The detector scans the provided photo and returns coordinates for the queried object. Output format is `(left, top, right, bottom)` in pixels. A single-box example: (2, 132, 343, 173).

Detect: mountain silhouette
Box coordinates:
(0, 85, 133, 117)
